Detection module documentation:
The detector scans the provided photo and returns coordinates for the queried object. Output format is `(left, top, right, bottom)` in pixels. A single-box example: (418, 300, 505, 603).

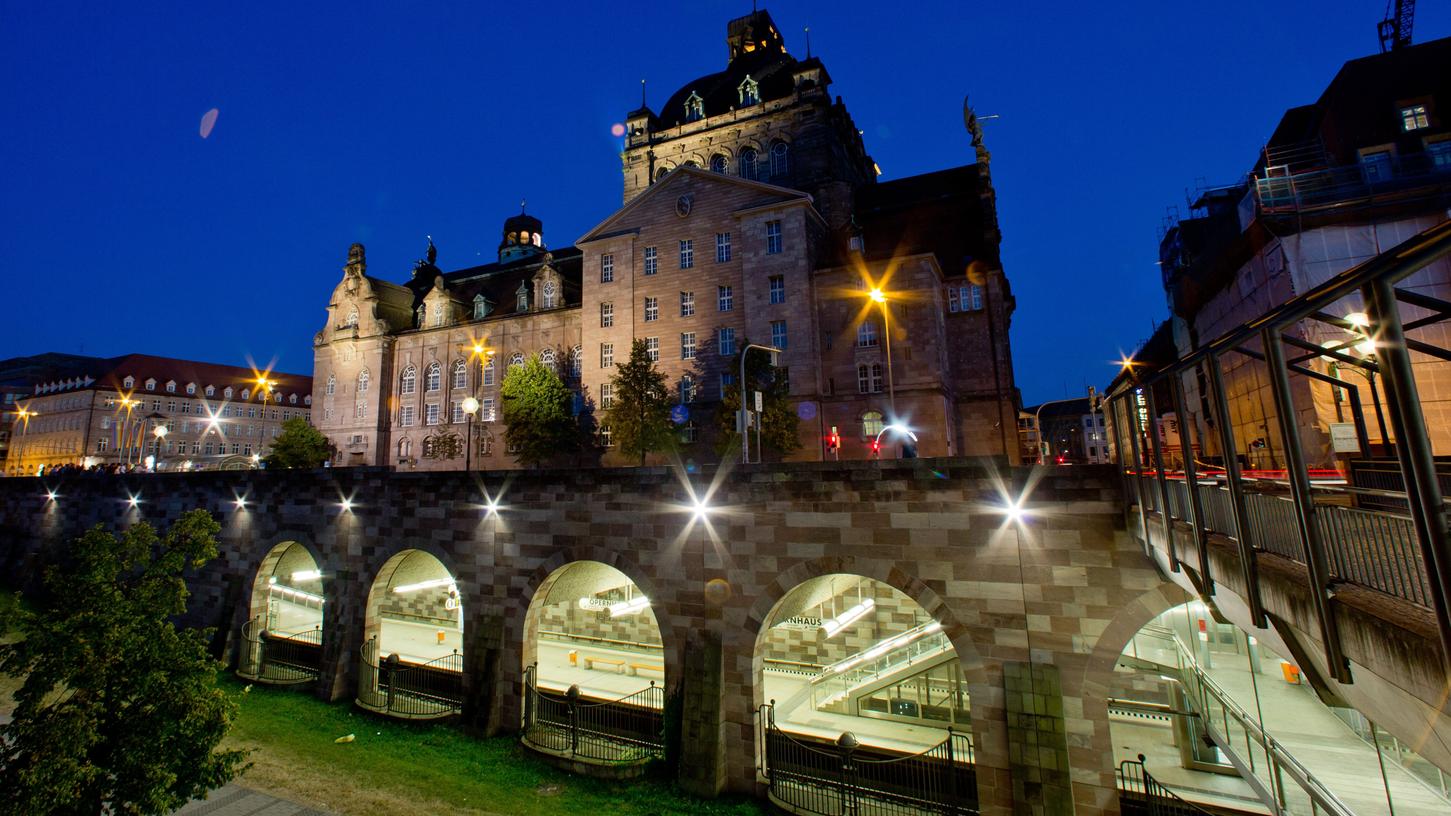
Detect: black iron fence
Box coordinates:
(355, 636, 463, 719)
(1117, 755, 1213, 816)
(520, 665, 665, 763)
(756, 703, 977, 816)
(236, 617, 321, 685)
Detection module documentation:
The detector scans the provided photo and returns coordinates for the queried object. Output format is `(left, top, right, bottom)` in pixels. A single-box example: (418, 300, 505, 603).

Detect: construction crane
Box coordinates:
(1379, 0, 1415, 52)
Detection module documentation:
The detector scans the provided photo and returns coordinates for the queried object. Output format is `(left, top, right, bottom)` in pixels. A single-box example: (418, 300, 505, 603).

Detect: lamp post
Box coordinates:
(738, 343, 783, 465)
(868, 288, 897, 422)
(14, 407, 35, 476)
(152, 423, 168, 471)
(118, 397, 140, 467)
(461, 396, 480, 472)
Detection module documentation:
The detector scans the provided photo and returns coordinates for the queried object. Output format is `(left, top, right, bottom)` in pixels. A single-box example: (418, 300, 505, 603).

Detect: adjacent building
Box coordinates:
(3, 353, 311, 475)
(312, 8, 1019, 469)
(1136, 36, 1451, 468)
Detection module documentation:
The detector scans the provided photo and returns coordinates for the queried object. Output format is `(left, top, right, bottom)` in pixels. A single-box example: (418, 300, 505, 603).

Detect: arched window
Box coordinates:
(861, 411, 885, 439)
(346, 310, 359, 328)
(400, 366, 417, 395)
(710, 154, 729, 174)
(539, 348, 556, 371)
(482, 357, 496, 386)
(398, 438, 412, 459)
(569, 345, 583, 378)
(425, 362, 441, 392)
(738, 75, 759, 106)
(452, 360, 467, 389)
(509, 352, 524, 368)
(770, 141, 789, 177)
(739, 147, 758, 180)
(325, 375, 336, 396)
(684, 91, 704, 122)
(542, 280, 558, 309)
(356, 370, 370, 395)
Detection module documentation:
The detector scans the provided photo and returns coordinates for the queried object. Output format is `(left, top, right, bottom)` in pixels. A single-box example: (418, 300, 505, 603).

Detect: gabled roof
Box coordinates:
(577, 165, 815, 244)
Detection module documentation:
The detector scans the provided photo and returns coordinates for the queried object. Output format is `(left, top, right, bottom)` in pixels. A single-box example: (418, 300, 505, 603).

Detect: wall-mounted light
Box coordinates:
(822, 598, 875, 638)
(45, 489, 58, 502)
(292, 569, 322, 582)
(339, 498, 354, 513)
(127, 494, 140, 508)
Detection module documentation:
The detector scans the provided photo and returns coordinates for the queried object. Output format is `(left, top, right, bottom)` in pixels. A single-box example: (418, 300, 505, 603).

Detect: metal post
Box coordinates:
(1365, 278, 1451, 673)
(464, 415, 473, 472)
(1144, 386, 1180, 572)
(1125, 393, 1152, 555)
(881, 299, 896, 423)
(1261, 327, 1350, 683)
(1207, 354, 1267, 627)
(1367, 370, 1391, 449)
(1170, 372, 1213, 594)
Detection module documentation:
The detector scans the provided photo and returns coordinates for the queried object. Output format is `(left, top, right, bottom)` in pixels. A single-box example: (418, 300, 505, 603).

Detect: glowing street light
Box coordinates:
(461, 396, 481, 471)
(152, 423, 168, 471)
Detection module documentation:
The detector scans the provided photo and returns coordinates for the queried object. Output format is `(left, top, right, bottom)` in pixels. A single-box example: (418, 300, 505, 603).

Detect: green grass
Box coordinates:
(222, 675, 766, 816)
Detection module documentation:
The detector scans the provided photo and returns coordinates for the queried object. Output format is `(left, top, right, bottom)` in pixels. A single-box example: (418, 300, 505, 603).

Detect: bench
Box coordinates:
(628, 662, 664, 677)
(584, 656, 626, 673)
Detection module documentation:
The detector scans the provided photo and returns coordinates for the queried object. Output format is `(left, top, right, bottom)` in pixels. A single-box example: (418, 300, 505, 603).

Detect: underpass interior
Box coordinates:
(758, 574, 968, 754)
(1111, 601, 1451, 815)
(369, 550, 463, 666)
(527, 561, 665, 704)
(255, 542, 324, 636)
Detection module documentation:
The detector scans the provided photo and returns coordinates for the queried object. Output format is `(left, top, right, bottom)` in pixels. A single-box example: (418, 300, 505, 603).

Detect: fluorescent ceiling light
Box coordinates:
(292, 569, 321, 582)
(607, 596, 650, 617)
(821, 598, 875, 638)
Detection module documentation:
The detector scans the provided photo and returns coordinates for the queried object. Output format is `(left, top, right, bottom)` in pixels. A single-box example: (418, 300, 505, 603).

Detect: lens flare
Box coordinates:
(200, 108, 219, 139)
(610, 123, 626, 137)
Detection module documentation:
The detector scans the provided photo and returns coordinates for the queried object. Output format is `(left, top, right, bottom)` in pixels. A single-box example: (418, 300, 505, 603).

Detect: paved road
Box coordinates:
(174, 784, 329, 816)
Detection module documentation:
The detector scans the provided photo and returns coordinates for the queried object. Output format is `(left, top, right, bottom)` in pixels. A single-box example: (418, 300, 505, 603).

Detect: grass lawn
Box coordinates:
(221, 675, 768, 816)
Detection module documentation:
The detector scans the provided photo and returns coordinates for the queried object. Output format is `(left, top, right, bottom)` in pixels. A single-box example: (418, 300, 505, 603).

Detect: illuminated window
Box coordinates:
(599, 424, 614, 447)
(473, 295, 491, 319)
(861, 410, 884, 438)
(679, 239, 694, 269)
(1401, 104, 1430, 131)
(601, 342, 614, 368)
(600, 383, 613, 409)
(400, 366, 416, 395)
(684, 91, 704, 122)
(540, 348, 556, 371)
(771, 320, 788, 350)
(570, 345, 582, 378)
(948, 284, 983, 312)
(739, 75, 760, 106)
(452, 359, 467, 389)
(679, 374, 697, 403)
(600, 301, 614, 328)
(1428, 139, 1451, 168)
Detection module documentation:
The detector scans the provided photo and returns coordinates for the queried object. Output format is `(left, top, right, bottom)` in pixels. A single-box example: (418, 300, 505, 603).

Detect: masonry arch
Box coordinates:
(355, 548, 464, 718)
(237, 540, 325, 686)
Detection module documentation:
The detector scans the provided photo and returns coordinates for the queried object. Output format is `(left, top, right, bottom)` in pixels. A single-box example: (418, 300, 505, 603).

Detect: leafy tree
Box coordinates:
(609, 339, 676, 465)
(715, 341, 800, 459)
(261, 417, 333, 469)
(0, 510, 248, 815)
(500, 354, 577, 467)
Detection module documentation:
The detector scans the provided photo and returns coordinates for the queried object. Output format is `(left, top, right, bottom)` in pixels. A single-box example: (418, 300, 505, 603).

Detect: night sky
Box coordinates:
(3, 1, 1447, 404)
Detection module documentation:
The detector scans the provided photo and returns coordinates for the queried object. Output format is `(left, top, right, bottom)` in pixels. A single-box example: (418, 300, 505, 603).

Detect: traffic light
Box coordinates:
(870, 440, 881, 458)
(827, 428, 840, 450)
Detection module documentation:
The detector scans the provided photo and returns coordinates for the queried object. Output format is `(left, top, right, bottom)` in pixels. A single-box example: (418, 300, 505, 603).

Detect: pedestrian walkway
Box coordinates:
(173, 783, 329, 816)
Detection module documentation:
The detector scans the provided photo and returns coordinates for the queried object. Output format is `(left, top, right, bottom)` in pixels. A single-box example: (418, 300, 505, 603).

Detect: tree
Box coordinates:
(715, 342, 800, 459)
(0, 510, 248, 815)
(609, 339, 675, 465)
(262, 417, 333, 469)
(500, 354, 577, 467)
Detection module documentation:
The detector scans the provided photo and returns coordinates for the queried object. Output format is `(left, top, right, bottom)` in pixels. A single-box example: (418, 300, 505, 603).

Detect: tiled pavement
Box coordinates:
(173, 784, 329, 816)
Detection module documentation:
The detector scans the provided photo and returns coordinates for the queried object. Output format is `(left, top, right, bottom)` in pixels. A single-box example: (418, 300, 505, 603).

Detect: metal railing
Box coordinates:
(236, 616, 322, 685)
(355, 635, 463, 719)
(809, 622, 952, 711)
(1255, 152, 1451, 213)
(1117, 754, 1214, 816)
(757, 703, 977, 816)
(520, 665, 665, 763)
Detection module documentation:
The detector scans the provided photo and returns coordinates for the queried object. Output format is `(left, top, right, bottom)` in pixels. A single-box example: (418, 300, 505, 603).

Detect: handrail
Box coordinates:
(1117, 754, 1215, 815)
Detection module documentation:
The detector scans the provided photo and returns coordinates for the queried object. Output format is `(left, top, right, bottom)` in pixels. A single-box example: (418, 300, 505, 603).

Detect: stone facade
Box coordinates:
(0, 461, 1172, 815)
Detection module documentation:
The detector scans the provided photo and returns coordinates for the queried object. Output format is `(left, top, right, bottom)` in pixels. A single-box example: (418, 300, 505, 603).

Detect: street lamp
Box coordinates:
(461, 396, 480, 471)
(738, 343, 783, 465)
(152, 423, 168, 471)
(868, 288, 898, 424)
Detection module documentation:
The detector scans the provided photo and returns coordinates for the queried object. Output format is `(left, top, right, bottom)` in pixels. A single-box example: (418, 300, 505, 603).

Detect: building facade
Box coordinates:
(4, 353, 311, 476)
(1145, 36, 1451, 469)
(312, 9, 1019, 469)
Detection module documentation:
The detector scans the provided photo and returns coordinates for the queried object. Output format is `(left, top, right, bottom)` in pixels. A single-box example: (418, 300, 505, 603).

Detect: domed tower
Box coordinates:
(499, 205, 545, 263)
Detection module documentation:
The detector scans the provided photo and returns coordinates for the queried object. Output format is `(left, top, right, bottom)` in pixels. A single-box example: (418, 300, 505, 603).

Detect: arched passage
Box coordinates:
(237, 541, 324, 685)
(519, 560, 667, 766)
(355, 549, 463, 719)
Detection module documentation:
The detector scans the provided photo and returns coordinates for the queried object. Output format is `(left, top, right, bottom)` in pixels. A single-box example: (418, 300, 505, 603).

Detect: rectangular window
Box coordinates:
(716, 232, 731, 262)
(719, 372, 736, 396)
(600, 253, 614, 283)
(948, 287, 960, 313)
(601, 342, 615, 368)
(718, 285, 734, 312)
(857, 321, 879, 348)
(425, 404, 440, 425)
(400, 405, 415, 426)
(718, 326, 737, 356)
(643, 246, 658, 275)
(600, 383, 613, 410)
(765, 220, 782, 254)
(1402, 104, 1430, 132)
(680, 291, 695, 316)
(452, 400, 464, 424)
(599, 424, 613, 447)
(679, 239, 694, 269)
(481, 397, 496, 422)
(600, 301, 614, 328)
(968, 284, 983, 311)
(768, 275, 785, 304)
(857, 365, 870, 394)
(681, 332, 697, 359)
(679, 376, 697, 403)
(1429, 139, 1451, 169)
(771, 320, 788, 350)
(644, 296, 659, 322)
(645, 337, 659, 362)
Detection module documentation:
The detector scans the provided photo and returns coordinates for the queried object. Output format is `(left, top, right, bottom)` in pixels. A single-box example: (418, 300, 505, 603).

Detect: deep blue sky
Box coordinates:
(3, 1, 1447, 404)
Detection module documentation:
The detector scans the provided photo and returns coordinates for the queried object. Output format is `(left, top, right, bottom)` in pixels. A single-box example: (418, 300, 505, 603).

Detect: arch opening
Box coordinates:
(520, 561, 666, 766)
(1110, 601, 1451, 815)
(355, 549, 463, 719)
(238, 541, 324, 686)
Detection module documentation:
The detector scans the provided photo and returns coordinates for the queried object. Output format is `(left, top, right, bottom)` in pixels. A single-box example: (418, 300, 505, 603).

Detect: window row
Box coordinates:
(597, 222, 783, 282)
(119, 376, 306, 405)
